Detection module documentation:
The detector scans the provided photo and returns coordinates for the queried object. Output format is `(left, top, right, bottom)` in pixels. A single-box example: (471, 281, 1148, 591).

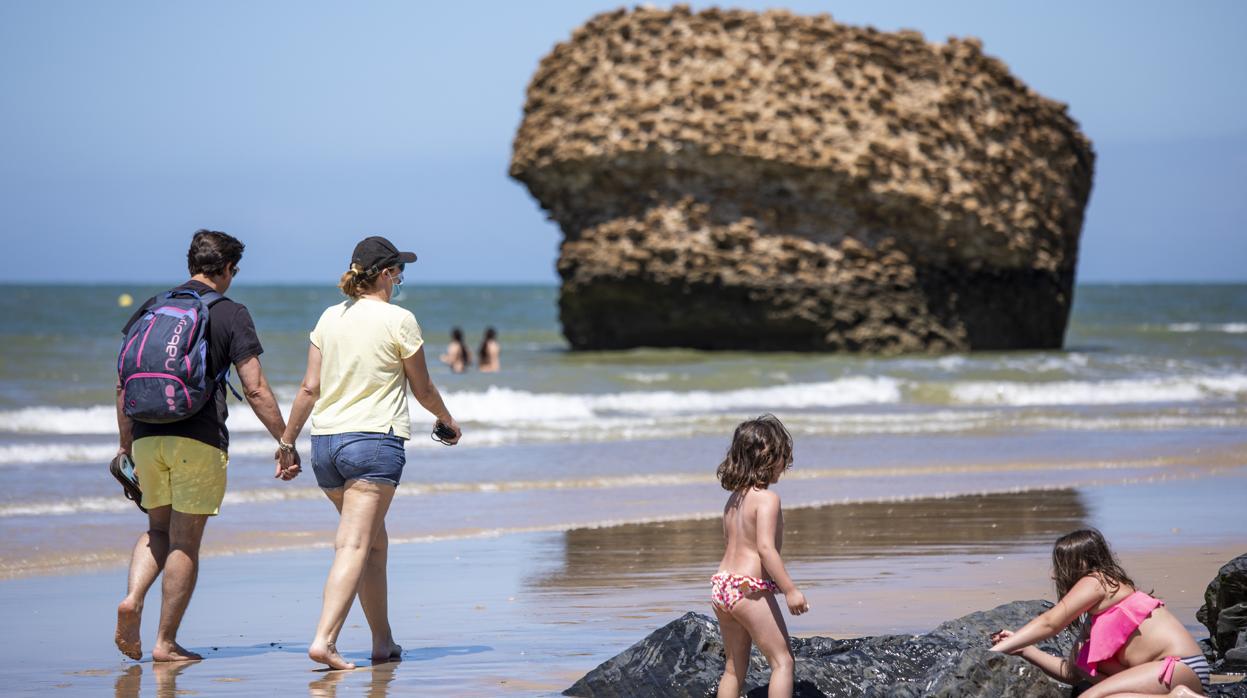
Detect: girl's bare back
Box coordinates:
(718, 487, 783, 580)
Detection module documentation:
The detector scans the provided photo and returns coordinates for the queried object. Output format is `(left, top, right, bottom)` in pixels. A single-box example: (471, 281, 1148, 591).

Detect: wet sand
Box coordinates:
(5, 428, 1245, 579)
(2, 472, 1245, 696)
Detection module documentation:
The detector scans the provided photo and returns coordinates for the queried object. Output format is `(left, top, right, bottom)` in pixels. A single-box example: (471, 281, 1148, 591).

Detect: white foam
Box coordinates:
(1166, 323, 1247, 334)
(0, 406, 118, 434)
(0, 377, 902, 436)
(950, 375, 1247, 406)
(620, 371, 673, 384)
(0, 443, 118, 464)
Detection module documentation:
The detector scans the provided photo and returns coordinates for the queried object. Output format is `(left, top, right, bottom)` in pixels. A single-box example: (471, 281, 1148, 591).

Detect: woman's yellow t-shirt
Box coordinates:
(309, 298, 424, 439)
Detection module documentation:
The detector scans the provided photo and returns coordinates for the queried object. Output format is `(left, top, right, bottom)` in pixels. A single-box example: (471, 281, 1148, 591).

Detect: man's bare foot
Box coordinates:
(115, 598, 143, 660)
(309, 640, 356, 670)
(151, 641, 203, 662)
(370, 642, 402, 663)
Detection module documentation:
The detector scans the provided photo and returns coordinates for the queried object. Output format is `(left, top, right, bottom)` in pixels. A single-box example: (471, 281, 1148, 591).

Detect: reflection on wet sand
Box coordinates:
(112, 660, 199, 698)
(307, 659, 399, 698)
(532, 489, 1088, 589)
(111, 665, 141, 697)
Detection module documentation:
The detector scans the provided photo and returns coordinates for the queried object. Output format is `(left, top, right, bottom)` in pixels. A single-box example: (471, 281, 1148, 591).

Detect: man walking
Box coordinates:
(113, 229, 299, 661)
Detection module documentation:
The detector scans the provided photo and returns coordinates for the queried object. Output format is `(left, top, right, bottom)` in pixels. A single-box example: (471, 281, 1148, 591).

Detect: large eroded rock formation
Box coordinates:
(511, 7, 1094, 352)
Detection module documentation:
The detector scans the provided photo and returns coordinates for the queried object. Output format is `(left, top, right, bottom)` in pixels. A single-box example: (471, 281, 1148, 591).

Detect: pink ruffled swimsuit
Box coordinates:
(1076, 591, 1210, 689)
(711, 571, 781, 611)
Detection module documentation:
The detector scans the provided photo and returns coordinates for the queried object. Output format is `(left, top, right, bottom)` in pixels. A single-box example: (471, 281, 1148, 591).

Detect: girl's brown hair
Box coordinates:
(1051, 528, 1136, 598)
(338, 263, 382, 298)
(716, 414, 793, 491)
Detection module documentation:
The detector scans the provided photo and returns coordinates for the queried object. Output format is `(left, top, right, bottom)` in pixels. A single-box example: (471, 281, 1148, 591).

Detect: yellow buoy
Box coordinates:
(118, 293, 134, 308)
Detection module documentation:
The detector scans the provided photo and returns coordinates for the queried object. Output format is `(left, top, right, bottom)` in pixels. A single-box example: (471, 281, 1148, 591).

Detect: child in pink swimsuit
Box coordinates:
(989, 529, 1209, 697)
(711, 415, 810, 698)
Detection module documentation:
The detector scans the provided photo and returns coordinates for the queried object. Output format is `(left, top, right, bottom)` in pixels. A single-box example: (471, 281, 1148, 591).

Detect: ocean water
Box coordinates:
(0, 283, 1244, 576)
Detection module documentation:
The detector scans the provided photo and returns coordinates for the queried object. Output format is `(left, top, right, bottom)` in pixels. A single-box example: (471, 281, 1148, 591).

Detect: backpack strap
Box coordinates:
(198, 290, 226, 308)
(166, 287, 226, 307)
(217, 366, 244, 402)
(198, 291, 243, 401)
(166, 288, 242, 401)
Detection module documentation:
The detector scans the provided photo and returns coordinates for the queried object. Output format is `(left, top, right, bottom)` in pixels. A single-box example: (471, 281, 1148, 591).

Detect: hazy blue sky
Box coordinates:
(1, 1, 1244, 284)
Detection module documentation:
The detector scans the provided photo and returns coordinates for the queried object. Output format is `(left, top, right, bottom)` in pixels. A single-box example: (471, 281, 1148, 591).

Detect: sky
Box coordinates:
(1, 1, 1244, 284)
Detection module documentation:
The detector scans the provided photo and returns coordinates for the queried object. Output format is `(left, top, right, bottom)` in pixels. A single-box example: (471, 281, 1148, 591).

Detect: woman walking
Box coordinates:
(279, 236, 461, 670)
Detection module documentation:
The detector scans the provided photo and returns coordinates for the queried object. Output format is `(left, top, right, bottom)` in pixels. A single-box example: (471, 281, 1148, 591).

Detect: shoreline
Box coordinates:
(4, 435, 1245, 580)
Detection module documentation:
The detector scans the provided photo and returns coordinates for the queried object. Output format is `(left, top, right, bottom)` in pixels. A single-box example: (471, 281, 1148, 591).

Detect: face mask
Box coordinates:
(390, 272, 404, 301)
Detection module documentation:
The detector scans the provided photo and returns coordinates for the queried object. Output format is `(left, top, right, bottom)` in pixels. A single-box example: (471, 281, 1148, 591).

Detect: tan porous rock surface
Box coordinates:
(510, 6, 1095, 352)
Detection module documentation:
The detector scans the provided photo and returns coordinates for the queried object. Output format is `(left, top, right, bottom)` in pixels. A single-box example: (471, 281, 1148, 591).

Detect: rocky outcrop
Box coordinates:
(564, 601, 1077, 697)
(1199, 553, 1247, 672)
(511, 6, 1094, 353)
(566, 599, 1247, 696)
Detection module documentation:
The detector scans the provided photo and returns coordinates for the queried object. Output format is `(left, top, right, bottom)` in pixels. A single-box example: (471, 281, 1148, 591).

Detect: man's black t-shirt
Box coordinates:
(121, 281, 263, 452)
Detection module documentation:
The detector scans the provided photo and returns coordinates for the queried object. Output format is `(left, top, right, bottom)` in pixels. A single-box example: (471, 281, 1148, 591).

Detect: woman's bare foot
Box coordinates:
(309, 640, 356, 670)
(1170, 687, 1205, 698)
(115, 598, 143, 660)
(151, 641, 203, 662)
(370, 642, 402, 663)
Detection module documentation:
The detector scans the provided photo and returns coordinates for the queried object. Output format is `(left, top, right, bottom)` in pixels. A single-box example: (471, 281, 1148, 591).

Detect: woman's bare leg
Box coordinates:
(319, 487, 399, 662)
(308, 480, 395, 669)
(359, 521, 400, 661)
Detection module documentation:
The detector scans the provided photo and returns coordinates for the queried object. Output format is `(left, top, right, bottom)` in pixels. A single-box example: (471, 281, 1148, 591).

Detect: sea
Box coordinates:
(0, 283, 1245, 578)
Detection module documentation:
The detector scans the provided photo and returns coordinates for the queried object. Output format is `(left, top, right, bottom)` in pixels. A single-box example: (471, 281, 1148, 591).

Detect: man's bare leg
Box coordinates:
(152, 511, 209, 662)
(116, 506, 172, 660)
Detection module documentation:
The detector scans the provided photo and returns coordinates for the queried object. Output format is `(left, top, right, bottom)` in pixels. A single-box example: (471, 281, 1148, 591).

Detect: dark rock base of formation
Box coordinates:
(565, 600, 1247, 697)
(1200, 553, 1247, 673)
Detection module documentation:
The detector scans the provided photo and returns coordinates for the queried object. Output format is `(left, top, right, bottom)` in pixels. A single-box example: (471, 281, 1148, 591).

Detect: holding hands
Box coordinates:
(274, 441, 302, 481)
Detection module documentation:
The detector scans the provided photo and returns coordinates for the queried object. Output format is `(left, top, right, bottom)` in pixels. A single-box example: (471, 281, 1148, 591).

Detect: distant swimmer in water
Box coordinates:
(478, 327, 500, 373)
(440, 327, 471, 373)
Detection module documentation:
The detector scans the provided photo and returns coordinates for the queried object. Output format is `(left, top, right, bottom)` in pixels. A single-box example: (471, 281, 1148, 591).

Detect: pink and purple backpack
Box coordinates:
(117, 288, 228, 423)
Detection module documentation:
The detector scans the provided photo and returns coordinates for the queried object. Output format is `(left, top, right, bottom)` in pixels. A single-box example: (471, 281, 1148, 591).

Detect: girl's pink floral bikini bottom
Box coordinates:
(711, 571, 781, 611)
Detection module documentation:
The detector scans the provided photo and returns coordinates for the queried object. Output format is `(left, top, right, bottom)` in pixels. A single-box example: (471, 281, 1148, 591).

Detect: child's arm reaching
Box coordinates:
(990, 575, 1103, 654)
(989, 630, 1084, 684)
(755, 491, 809, 615)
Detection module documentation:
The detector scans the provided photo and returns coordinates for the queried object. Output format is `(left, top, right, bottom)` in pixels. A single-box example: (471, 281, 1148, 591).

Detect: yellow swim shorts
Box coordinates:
(132, 436, 229, 515)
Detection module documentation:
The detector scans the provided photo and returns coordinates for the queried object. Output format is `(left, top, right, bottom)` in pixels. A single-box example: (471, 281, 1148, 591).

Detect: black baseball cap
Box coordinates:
(352, 236, 417, 274)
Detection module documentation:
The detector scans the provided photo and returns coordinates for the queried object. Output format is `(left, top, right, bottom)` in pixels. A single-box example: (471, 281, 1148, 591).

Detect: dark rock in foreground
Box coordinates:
(567, 599, 1247, 697)
(1212, 681, 1247, 698)
(1199, 553, 1247, 673)
(565, 600, 1074, 697)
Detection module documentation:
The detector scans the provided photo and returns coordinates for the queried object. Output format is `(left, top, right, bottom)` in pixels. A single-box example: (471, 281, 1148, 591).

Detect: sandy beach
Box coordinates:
(1, 284, 1244, 695)
(3, 0, 1246, 693)
(3, 468, 1244, 697)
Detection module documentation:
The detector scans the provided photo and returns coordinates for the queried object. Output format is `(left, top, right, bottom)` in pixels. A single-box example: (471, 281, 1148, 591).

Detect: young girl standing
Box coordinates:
(989, 529, 1208, 697)
(712, 415, 810, 698)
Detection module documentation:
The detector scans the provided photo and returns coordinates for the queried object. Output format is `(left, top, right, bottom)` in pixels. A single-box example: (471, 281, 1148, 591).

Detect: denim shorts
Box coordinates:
(311, 430, 407, 489)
